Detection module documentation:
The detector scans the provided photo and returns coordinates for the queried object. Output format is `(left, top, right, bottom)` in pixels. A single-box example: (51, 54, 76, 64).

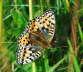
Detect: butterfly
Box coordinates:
(17, 9, 56, 65)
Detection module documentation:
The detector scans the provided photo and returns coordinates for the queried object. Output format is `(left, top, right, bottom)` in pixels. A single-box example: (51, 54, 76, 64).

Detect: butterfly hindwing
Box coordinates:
(17, 32, 43, 64)
(17, 45, 41, 65)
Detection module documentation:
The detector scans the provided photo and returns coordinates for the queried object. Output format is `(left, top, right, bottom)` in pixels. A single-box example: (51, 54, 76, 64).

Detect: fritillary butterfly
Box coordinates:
(17, 9, 56, 65)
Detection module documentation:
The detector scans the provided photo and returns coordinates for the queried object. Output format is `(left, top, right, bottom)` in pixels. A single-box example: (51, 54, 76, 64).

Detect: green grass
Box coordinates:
(0, 0, 83, 72)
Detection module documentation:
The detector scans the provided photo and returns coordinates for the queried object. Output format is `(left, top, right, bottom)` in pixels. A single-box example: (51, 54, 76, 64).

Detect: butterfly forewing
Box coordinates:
(35, 9, 55, 42)
(28, 9, 55, 41)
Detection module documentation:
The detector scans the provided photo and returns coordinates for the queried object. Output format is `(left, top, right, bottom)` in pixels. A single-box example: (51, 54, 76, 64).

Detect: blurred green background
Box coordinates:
(0, 0, 83, 72)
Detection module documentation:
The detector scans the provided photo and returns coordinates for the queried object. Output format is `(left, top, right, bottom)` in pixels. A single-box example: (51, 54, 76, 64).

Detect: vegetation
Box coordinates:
(0, 0, 83, 72)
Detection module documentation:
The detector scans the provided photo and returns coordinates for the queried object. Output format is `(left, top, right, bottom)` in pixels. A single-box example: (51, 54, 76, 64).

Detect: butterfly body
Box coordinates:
(29, 30, 52, 49)
(17, 9, 56, 65)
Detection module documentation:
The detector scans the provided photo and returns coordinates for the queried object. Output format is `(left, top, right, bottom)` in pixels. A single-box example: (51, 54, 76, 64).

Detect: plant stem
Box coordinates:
(28, 0, 36, 72)
(29, 0, 32, 20)
(0, 0, 11, 72)
(67, 0, 80, 72)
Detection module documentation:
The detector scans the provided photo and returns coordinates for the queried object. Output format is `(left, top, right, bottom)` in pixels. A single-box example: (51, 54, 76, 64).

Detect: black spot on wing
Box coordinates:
(51, 18, 54, 20)
(29, 58, 33, 61)
(45, 19, 47, 21)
